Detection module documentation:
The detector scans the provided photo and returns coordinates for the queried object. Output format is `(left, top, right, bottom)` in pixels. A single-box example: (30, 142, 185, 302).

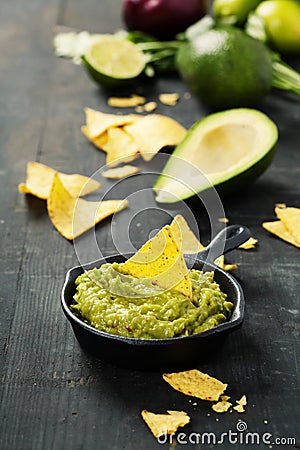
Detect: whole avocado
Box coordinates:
(176, 27, 273, 110)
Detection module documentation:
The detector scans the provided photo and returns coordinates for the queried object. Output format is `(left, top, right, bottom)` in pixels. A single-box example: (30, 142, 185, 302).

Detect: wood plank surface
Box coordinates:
(1, 0, 299, 449)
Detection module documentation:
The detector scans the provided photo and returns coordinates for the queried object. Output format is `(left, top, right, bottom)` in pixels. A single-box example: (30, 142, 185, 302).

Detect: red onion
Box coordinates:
(122, 0, 209, 40)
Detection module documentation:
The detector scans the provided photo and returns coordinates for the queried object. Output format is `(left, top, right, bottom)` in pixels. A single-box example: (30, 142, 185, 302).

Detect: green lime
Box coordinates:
(254, 0, 300, 54)
(176, 27, 273, 109)
(213, 0, 262, 25)
(82, 36, 146, 87)
(153, 108, 278, 203)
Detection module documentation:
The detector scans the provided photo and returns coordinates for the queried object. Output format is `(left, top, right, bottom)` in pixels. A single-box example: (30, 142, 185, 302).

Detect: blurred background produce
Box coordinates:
(122, 0, 209, 40)
(246, 0, 300, 54)
(175, 27, 274, 109)
(212, 0, 262, 25)
(54, 0, 300, 109)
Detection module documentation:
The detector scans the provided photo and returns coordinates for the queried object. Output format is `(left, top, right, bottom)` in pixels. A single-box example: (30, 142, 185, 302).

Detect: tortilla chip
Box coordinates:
(159, 93, 179, 106)
(163, 369, 227, 401)
(83, 107, 139, 139)
(170, 215, 204, 254)
(124, 114, 187, 161)
(262, 220, 300, 248)
(212, 400, 232, 413)
(47, 173, 128, 240)
(107, 95, 146, 108)
(18, 161, 100, 200)
(81, 125, 109, 151)
(101, 127, 140, 167)
(238, 237, 258, 250)
(102, 165, 140, 179)
(121, 225, 192, 299)
(141, 410, 190, 438)
(275, 206, 300, 245)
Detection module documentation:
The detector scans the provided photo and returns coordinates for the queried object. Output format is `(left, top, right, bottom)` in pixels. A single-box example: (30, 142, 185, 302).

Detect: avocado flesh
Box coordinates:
(153, 109, 278, 203)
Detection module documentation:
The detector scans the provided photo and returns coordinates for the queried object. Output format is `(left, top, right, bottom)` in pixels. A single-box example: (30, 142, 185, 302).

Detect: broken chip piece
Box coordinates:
(212, 400, 232, 413)
(102, 165, 140, 179)
(107, 94, 146, 108)
(236, 395, 247, 406)
(18, 161, 100, 199)
(233, 404, 245, 413)
(135, 101, 157, 113)
(141, 410, 190, 438)
(162, 369, 227, 401)
(159, 93, 179, 106)
(47, 173, 128, 240)
(238, 237, 258, 250)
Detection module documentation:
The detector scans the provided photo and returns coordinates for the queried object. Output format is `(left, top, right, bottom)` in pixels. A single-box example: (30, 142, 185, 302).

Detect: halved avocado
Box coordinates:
(153, 108, 278, 203)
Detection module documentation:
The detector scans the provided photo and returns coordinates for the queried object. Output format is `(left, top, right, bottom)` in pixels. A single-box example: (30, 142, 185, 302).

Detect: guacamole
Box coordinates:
(72, 262, 233, 339)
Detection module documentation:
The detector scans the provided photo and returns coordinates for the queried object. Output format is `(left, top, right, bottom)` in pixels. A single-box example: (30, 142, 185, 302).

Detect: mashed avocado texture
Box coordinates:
(72, 262, 233, 339)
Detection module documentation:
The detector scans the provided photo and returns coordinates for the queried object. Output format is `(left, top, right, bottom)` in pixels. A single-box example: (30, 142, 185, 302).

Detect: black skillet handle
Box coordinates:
(198, 225, 251, 263)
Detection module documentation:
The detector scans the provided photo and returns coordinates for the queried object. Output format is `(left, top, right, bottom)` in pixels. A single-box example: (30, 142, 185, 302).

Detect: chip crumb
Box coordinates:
(233, 404, 245, 413)
(212, 400, 232, 413)
(275, 203, 286, 209)
(223, 263, 238, 271)
(135, 101, 158, 113)
(220, 395, 231, 402)
(135, 105, 145, 113)
(141, 409, 190, 438)
(238, 238, 258, 250)
(236, 395, 247, 406)
(144, 101, 158, 112)
(218, 217, 229, 223)
(108, 94, 146, 108)
(192, 402, 197, 406)
(159, 93, 180, 106)
(264, 420, 268, 424)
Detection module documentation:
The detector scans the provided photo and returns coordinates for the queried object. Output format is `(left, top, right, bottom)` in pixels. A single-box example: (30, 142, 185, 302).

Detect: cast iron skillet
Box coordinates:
(61, 225, 250, 370)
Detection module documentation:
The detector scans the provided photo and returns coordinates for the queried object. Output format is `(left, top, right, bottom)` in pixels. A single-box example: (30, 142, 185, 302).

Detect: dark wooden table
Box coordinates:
(1, 0, 300, 449)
